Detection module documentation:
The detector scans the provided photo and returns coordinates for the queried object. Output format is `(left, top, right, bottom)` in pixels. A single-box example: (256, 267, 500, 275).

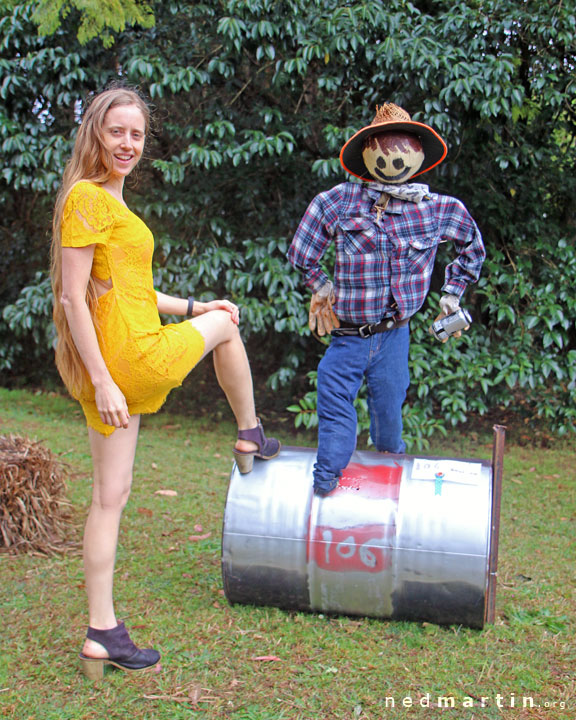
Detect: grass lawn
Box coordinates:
(0, 387, 574, 720)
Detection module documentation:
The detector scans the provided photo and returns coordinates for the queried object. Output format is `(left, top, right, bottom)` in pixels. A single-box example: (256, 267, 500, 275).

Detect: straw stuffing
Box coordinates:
(0, 434, 73, 555)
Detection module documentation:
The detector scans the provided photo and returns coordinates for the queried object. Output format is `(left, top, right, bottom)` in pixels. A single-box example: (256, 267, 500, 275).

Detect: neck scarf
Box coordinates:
(368, 182, 432, 203)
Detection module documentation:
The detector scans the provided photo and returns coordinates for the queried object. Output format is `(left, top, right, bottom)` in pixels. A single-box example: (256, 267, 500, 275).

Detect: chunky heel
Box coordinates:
(79, 621, 160, 680)
(233, 418, 280, 474)
(79, 656, 105, 681)
(233, 449, 254, 474)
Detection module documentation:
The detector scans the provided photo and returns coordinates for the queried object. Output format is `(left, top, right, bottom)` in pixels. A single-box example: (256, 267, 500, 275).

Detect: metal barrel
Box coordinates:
(222, 432, 504, 629)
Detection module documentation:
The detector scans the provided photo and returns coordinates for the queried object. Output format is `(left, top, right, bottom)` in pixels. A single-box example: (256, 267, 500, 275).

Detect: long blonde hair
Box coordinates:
(50, 87, 150, 396)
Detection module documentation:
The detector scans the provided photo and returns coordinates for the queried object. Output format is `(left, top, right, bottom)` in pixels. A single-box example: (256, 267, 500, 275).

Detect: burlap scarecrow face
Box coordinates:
(361, 132, 425, 185)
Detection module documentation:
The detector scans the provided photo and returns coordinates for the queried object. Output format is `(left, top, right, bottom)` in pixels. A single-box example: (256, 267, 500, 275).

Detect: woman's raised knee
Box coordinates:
(192, 309, 241, 354)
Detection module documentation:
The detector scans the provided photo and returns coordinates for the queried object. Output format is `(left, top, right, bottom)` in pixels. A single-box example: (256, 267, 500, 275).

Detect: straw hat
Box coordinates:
(340, 103, 447, 181)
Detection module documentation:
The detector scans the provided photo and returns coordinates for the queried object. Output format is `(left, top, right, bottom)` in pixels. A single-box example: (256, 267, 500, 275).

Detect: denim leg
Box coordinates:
(314, 336, 369, 494)
(365, 326, 410, 454)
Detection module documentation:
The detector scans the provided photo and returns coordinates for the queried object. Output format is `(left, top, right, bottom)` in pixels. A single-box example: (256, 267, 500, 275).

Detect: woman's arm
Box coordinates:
(155, 291, 240, 325)
(155, 291, 189, 316)
(61, 246, 130, 429)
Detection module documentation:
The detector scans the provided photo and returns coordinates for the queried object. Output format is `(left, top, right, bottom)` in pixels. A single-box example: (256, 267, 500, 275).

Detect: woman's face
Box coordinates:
(362, 132, 424, 184)
(101, 104, 146, 180)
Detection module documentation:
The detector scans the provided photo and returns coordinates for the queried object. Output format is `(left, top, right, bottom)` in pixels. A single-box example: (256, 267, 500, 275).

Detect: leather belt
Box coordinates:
(331, 317, 409, 338)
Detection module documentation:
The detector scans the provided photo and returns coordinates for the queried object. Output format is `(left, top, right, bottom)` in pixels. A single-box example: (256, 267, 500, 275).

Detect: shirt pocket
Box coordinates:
(406, 235, 440, 274)
(338, 217, 378, 255)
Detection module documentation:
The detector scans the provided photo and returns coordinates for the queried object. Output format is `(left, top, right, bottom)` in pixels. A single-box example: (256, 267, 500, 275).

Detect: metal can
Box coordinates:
(430, 308, 472, 341)
(221, 437, 503, 628)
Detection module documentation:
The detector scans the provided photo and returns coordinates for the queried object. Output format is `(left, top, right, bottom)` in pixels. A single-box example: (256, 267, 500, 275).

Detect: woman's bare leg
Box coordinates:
(191, 311, 259, 452)
(81, 415, 141, 658)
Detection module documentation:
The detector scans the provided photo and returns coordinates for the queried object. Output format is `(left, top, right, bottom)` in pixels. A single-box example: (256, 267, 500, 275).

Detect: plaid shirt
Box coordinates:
(288, 182, 486, 324)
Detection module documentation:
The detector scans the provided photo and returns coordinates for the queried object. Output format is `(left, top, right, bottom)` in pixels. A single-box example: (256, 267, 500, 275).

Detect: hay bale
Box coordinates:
(0, 434, 73, 555)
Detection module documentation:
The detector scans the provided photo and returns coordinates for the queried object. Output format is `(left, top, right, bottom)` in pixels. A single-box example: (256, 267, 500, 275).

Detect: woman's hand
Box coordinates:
(196, 299, 240, 325)
(93, 378, 131, 429)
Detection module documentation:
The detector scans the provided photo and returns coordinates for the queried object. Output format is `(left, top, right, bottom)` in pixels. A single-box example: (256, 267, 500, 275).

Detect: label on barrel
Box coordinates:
(411, 458, 483, 484)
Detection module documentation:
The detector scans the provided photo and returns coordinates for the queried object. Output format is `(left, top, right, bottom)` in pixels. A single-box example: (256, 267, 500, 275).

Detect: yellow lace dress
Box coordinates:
(61, 181, 205, 435)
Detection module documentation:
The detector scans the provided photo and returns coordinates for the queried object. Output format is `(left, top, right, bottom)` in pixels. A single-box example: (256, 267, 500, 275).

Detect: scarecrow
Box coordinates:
(288, 103, 486, 496)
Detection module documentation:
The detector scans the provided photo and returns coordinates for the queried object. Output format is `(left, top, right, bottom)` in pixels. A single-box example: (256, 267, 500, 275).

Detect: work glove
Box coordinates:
(430, 294, 467, 342)
(309, 280, 340, 336)
(439, 294, 461, 317)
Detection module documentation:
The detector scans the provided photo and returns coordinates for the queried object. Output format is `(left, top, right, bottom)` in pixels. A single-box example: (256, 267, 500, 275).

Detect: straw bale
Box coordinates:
(0, 434, 73, 555)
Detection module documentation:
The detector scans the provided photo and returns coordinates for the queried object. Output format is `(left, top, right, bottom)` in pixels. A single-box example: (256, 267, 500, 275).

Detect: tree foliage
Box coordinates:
(32, 0, 155, 48)
(1, 0, 575, 443)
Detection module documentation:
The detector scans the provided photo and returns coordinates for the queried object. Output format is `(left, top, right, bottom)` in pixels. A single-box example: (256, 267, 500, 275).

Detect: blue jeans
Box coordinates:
(314, 326, 410, 493)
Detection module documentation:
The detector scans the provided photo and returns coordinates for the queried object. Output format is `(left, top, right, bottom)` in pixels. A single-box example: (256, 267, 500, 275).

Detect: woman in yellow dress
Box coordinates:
(50, 87, 279, 680)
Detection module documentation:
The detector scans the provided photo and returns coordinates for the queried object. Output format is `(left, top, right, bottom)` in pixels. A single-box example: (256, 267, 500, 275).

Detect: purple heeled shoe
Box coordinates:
(79, 621, 160, 681)
(232, 418, 280, 473)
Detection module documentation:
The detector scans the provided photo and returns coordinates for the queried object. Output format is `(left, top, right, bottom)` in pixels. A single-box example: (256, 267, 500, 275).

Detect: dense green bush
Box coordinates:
(1, 0, 574, 444)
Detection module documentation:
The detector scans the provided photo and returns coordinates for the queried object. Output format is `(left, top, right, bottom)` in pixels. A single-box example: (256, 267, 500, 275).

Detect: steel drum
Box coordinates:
(222, 432, 503, 629)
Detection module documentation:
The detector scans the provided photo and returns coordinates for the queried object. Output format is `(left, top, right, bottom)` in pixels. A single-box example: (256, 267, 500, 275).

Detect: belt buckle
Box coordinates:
(358, 324, 373, 338)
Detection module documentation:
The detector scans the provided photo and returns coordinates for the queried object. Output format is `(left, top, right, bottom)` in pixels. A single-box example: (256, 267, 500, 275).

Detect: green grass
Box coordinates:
(0, 387, 575, 720)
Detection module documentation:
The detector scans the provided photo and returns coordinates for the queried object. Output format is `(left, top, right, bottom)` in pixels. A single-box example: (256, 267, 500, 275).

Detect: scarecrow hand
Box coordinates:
(431, 294, 467, 342)
(309, 281, 340, 336)
(439, 294, 461, 317)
